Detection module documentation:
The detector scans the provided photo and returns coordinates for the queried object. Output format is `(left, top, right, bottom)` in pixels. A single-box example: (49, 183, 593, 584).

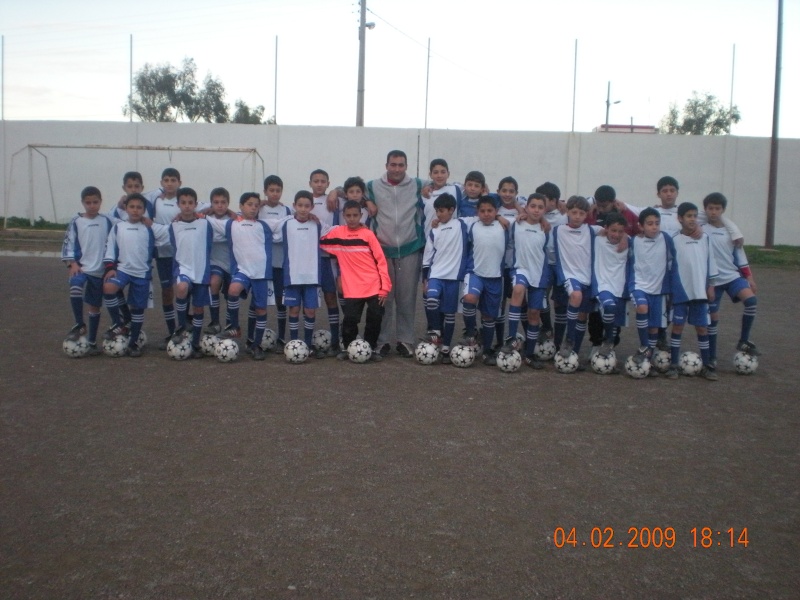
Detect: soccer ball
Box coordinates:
(534, 339, 557, 361)
(590, 350, 617, 375)
(312, 329, 332, 352)
(215, 339, 239, 362)
(415, 341, 440, 365)
(260, 328, 277, 352)
(167, 337, 192, 361)
(554, 351, 580, 374)
(62, 335, 90, 358)
(284, 339, 310, 364)
(449, 344, 475, 368)
(624, 355, 651, 379)
(200, 334, 220, 357)
(679, 351, 703, 376)
(733, 351, 758, 375)
(347, 339, 373, 363)
(135, 330, 147, 348)
(103, 334, 128, 358)
(652, 349, 671, 374)
(496, 350, 522, 373)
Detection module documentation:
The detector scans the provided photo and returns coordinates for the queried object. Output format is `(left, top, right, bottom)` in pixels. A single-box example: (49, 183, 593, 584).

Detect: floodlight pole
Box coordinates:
(765, 0, 783, 248)
(356, 0, 367, 126)
(604, 81, 620, 131)
(129, 34, 133, 122)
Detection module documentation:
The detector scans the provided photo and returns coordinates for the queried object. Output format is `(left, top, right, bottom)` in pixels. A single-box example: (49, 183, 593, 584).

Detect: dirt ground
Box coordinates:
(1, 256, 798, 599)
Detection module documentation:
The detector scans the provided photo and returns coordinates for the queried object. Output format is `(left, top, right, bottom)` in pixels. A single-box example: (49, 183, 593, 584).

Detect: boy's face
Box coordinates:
(430, 165, 449, 188)
(343, 207, 362, 229)
(123, 178, 143, 195)
(178, 194, 197, 218)
(264, 184, 283, 205)
(160, 175, 181, 197)
(210, 195, 229, 216)
(464, 180, 483, 199)
(567, 207, 587, 228)
(125, 200, 145, 222)
(642, 215, 660, 238)
(525, 198, 545, 221)
(82, 194, 102, 217)
(345, 186, 364, 202)
(240, 197, 260, 219)
(310, 174, 329, 197)
(386, 156, 407, 183)
(704, 203, 724, 224)
(605, 222, 626, 245)
(657, 185, 678, 208)
(596, 199, 615, 214)
(294, 197, 313, 221)
(678, 209, 698, 234)
(435, 206, 455, 223)
(478, 203, 497, 225)
(498, 183, 518, 205)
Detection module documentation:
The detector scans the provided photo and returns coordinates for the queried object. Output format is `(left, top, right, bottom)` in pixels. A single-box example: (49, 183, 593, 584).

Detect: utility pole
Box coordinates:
(356, 0, 367, 126)
(765, 0, 783, 248)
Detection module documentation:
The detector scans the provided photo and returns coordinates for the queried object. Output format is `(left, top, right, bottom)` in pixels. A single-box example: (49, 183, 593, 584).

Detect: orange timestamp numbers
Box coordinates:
(553, 526, 749, 549)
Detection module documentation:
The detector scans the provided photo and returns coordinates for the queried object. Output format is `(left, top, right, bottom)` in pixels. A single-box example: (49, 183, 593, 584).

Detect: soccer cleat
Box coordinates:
(396, 342, 414, 358)
(700, 366, 718, 381)
(540, 327, 554, 340)
(499, 336, 519, 355)
(66, 323, 86, 342)
(251, 345, 266, 361)
(598, 341, 614, 358)
(524, 355, 544, 370)
(190, 345, 204, 359)
(557, 338, 574, 359)
(656, 333, 669, 352)
(126, 342, 142, 358)
(632, 346, 651, 365)
(736, 340, 761, 356)
(275, 338, 287, 351)
(440, 347, 451, 365)
(325, 346, 340, 358)
(157, 335, 171, 351)
(462, 330, 479, 348)
(378, 343, 391, 357)
(244, 339, 255, 355)
(336, 351, 349, 361)
(370, 352, 383, 362)
(103, 324, 129, 341)
(665, 366, 680, 380)
(314, 348, 327, 359)
(222, 325, 241, 339)
(707, 358, 717, 370)
(204, 321, 222, 335)
(170, 327, 187, 344)
(425, 330, 442, 346)
(482, 352, 497, 366)
(86, 342, 102, 356)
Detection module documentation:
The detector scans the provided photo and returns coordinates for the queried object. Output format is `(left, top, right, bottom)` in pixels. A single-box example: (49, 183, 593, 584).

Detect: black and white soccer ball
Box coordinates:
(624, 355, 651, 379)
(348, 339, 373, 363)
(62, 335, 90, 358)
(284, 339, 310, 364)
(167, 337, 193, 361)
(260, 328, 277, 352)
(415, 341, 439, 365)
(554, 351, 580, 374)
(103, 334, 128, 358)
(215, 338, 239, 362)
(534, 339, 557, 361)
(733, 351, 758, 375)
(590, 350, 617, 375)
(449, 344, 475, 368)
(135, 330, 147, 348)
(199, 334, 220, 357)
(679, 351, 703, 376)
(652, 349, 671, 374)
(496, 350, 522, 373)
(312, 329, 332, 352)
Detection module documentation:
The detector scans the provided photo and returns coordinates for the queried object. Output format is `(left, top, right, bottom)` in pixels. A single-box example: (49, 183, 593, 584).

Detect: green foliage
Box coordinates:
(744, 245, 800, 269)
(231, 100, 266, 124)
(659, 92, 741, 135)
(0, 216, 67, 230)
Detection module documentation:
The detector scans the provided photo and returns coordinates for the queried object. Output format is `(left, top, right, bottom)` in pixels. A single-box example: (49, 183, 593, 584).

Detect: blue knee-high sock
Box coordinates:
(247, 307, 256, 342)
(288, 315, 300, 340)
(520, 303, 529, 335)
(128, 309, 144, 347)
(463, 302, 478, 334)
(540, 306, 552, 332)
(481, 319, 495, 350)
(554, 306, 567, 347)
(117, 291, 131, 323)
(636, 314, 649, 347)
(104, 293, 121, 328)
(210, 293, 220, 324)
(574, 319, 587, 353)
(495, 311, 505, 345)
(507, 305, 522, 340)
(224, 294, 232, 327)
(602, 306, 616, 343)
(304, 315, 315, 346)
(327, 307, 340, 347)
(566, 306, 579, 343)
(192, 314, 203, 347)
(708, 319, 719, 362)
(87, 312, 101, 343)
(277, 306, 287, 341)
(526, 323, 541, 357)
(254, 314, 266, 348)
(698, 333, 710, 366)
(227, 297, 240, 329)
(648, 331, 658, 349)
(175, 298, 188, 330)
(425, 296, 442, 333)
(670, 332, 682, 366)
(69, 281, 84, 325)
(163, 303, 176, 335)
(741, 296, 757, 343)
(443, 314, 456, 347)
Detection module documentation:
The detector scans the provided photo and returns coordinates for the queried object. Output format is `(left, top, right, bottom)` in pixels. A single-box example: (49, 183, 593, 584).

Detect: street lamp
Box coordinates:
(604, 81, 621, 131)
(356, 0, 375, 127)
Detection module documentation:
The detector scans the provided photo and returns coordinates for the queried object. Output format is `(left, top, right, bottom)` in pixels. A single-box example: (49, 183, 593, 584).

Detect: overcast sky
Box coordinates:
(1, 0, 798, 138)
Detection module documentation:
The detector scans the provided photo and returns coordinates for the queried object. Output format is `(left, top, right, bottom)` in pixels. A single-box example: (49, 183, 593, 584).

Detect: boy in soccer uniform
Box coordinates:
(309, 169, 342, 356)
(320, 200, 391, 361)
(458, 171, 496, 217)
(422, 193, 469, 364)
(206, 187, 233, 334)
(423, 159, 464, 237)
(62, 186, 114, 355)
(702, 192, 760, 364)
(258, 175, 292, 346)
(461, 196, 509, 365)
(667, 202, 719, 381)
(536, 181, 567, 343)
(102, 193, 170, 357)
(109, 171, 144, 221)
(169, 187, 213, 358)
(629, 208, 675, 368)
(500, 193, 553, 369)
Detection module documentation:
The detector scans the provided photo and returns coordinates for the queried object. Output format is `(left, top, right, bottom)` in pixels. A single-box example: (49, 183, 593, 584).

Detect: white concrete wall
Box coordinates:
(1, 121, 797, 245)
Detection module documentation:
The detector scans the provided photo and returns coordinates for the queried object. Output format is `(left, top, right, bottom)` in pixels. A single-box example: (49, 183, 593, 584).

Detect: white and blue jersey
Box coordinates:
(552, 224, 600, 287)
(169, 218, 213, 284)
(104, 221, 170, 279)
(510, 221, 552, 289)
(423, 183, 463, 237)
(629, 233, 673, 295)
(208, 215, 232, 273)
(279, 218, 324, 286)
(207, 217, 275, 280)
(702, 223, 748, 286)
(466, 219, 508, 278)
(259, 202, 293, 269)
(422, 218, 469, 281)
(62, 213, 113, 277)
(591, 236, 631, 299)
(670, 231, 719, 303)
(544, 209, 567, 228)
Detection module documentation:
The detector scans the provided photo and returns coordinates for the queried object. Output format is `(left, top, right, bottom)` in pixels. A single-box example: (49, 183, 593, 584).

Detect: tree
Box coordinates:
(659, 92, 741, 135)
(231, 100, 266, 124)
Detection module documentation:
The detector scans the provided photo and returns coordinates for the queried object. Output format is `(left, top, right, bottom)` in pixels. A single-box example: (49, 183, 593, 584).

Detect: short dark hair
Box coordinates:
(433, 193, 456, 210)
(122, 171, 142, 185)
(702, 192, 727, 210)
(477, 195, 496, 210)
(535, 181, 561, 202)
(81, 186, 102, 200)
(678, 202, 697, 217)
(657, 176, 679, 192)
(603, 212, 628, 229)
(239, 192, 260, 205)
(209, 187, 230, 202)
(342, 200, 362, 213)
(124, 193, 147, 207)
(294, 190, 313, 204)
(429, 158, 449, 172)
(309, 169, 329, 181)
(386, 150, 407, 164)
(527, 192, 546, 206)
(594, 185, 616, 203)
(343, 176, 367, 195)
(498, 176, 518, 192)
(638, 207, 660, 226)
(264, 175, 283, 190)
(566, 195, 590, 212)
(177, 187, 197, 202)
(161, 167, 180, 180)
(465, 170, 486, 186)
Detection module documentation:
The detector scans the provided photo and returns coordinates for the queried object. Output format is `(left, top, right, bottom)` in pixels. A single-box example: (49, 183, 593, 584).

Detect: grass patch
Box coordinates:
(745, 245, 800, 269)
(0, 217, 67, 230)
